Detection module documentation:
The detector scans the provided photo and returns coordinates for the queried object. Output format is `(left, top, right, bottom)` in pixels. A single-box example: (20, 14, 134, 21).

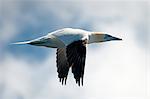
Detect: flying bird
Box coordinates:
(14, 28, 122, 86)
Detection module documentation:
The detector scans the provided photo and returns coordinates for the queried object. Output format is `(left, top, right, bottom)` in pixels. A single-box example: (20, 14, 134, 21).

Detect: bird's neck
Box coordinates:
(88, 33, 105, 44)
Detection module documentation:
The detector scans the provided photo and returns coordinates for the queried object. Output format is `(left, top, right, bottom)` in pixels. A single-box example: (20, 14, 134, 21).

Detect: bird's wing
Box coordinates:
(66, 40, 87, 86)
(56, 48, 70, 85)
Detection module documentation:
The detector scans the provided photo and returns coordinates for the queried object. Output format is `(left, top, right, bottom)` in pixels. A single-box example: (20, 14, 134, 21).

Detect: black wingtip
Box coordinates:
(81, 77, 84, 86)
(78, 81, 80, 86)
(65, 77, 67, 85)
(59, 78, 60, 82)
(62, 78, 64, 85)
(59, 77, 67, 85)
(75, 78, 84, 87)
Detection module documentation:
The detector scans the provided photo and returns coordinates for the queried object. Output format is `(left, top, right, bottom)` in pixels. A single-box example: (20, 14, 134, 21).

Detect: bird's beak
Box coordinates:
(111, 36, 122, 40)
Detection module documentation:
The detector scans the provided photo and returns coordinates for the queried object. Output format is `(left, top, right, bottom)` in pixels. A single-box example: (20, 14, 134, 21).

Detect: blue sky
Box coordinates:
(0, 0, 149, 99)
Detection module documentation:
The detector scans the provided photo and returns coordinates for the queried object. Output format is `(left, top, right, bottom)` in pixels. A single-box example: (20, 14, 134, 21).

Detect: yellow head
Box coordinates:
(88, 32, 122, 44)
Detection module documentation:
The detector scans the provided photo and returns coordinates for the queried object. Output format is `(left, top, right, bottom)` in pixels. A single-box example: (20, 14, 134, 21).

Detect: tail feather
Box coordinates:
(11, 36, 47, 46)
(12, 41, 32, 45)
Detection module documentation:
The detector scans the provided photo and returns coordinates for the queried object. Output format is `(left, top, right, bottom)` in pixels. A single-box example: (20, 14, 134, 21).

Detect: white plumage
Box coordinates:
(14, 28, 122, 86)
(51, 28, 89, 46)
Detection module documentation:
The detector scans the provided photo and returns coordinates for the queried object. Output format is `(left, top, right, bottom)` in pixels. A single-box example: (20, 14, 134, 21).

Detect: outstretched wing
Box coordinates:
(66, 40, 87, 86)
(56, 48, 70, 85)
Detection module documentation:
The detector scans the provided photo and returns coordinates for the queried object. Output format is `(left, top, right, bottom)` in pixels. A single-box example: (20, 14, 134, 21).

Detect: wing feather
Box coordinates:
(66, 40, 86, 86)
(56, 48, 70, 85)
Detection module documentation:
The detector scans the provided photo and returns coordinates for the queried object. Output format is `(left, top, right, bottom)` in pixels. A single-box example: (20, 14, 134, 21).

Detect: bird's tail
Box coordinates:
(11, 36, 47, 46)
(12, 41, 32, 45)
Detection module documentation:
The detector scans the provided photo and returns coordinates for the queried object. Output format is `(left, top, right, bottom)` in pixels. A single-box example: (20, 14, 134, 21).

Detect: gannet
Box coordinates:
(14, 28, 122, 86)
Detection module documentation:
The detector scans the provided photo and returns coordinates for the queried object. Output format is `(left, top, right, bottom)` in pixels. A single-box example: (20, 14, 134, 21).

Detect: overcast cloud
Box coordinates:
(0, 0, 149, 99)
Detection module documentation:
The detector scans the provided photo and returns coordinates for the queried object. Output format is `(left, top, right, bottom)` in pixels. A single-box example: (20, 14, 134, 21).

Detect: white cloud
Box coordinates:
(0, 0, 149, 99)
(85, 33, 147, 98)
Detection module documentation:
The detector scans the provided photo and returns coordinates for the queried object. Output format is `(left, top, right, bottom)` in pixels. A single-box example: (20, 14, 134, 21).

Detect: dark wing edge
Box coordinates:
(66, 40, 86, 86)
(56, 48, 70, 85)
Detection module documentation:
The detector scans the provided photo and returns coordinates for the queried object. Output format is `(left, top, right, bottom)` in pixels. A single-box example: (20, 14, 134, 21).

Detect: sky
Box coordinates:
(0, 0, 149, 99)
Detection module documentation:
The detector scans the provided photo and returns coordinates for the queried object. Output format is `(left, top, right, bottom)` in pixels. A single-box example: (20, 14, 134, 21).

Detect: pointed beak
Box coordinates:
(112, 36, 122, 40)
(104, 34, 122, 41)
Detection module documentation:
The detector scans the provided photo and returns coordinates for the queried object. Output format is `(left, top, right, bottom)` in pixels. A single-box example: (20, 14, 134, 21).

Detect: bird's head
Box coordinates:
(89, 32, 122, 43)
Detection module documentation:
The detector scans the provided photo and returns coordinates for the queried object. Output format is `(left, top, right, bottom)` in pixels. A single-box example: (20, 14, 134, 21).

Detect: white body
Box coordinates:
(13, 28, 121, 48)
(13, 28, 88, 47)
(50, 28, 90, 46)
